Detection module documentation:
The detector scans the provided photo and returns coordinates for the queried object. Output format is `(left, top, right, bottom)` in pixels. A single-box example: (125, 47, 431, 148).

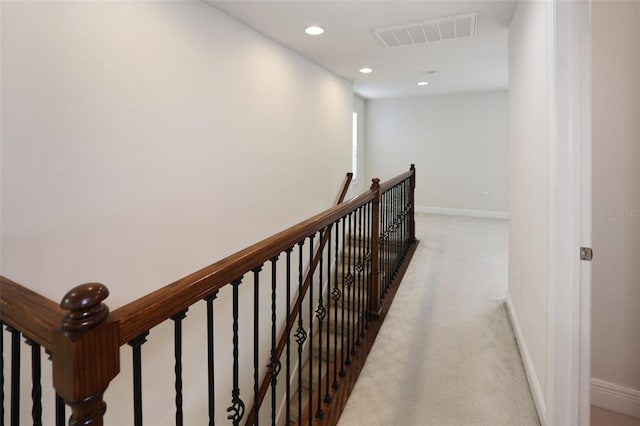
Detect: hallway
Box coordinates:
(338, 213, 539, 426)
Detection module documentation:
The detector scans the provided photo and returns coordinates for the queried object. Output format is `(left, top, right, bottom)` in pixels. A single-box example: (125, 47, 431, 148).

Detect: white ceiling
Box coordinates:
(208, 1, 517, 99)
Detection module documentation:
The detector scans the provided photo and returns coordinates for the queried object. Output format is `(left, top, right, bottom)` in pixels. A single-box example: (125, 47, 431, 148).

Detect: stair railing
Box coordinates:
(0, 165, 417, 426)
(244, 173, 353, 425)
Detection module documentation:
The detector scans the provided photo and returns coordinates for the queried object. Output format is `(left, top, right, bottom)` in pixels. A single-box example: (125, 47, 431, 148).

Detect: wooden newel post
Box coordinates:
(369, 178, 382, 318)
(410, 164, 416, 242)
(52, 283, 120, 426)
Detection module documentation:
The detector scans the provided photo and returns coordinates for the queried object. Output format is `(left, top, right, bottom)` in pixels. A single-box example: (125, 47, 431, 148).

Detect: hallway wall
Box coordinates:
(591, 0, 640, 416)
(1, 2, 352, 424)
(365, 91, 508, 215)
(507, 1, 551, 423)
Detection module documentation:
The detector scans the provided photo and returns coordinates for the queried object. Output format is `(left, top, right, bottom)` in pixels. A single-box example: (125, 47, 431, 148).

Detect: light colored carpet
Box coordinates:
(337, 213, 539, 426)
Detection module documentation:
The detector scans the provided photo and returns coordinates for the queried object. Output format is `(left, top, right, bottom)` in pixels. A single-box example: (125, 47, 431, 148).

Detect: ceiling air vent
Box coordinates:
(373, 12, 478, 48)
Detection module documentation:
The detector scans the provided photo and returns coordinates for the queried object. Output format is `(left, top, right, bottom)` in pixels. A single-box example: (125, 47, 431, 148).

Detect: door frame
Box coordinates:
(546, 0, 592, 425)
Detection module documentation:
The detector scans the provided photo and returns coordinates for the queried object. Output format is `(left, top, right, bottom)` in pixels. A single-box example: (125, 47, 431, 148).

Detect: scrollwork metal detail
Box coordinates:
(345, 272, 354, 286)
(294, 326, 307, 346)
(267, 355, 281, 384)
(315, 304, 326, 322)
(331, 287, 342, 301)
(226, 390, 245, 425)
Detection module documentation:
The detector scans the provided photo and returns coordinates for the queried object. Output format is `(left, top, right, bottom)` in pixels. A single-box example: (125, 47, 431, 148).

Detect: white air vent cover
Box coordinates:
(373, 12, 478, 48)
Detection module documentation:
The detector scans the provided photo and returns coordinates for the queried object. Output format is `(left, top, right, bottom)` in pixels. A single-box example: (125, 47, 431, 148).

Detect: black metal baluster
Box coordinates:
(395, 184, 400, 273)
(205, 290, 219, 426)
(252, 264, 262, 426)
(1, 321, 4, 425)
(406, 179, 411, 248)
(295, 242, 306, 423)
(55, 394, 65, 426)
(400, 181, 406, 253)
(308, 233, 315, 426)
(391, 185, 396, 278)
(380, 191, 386, 297)
(385, 189, 391, 293)
(7, 326, 19, 426)
(315, 230, 325, 419)
(128, 331, 149, 426)
(339, 216, 347, 375)
(388, 187, 392, 283)
(366, 201, 372, 329)
(357, 206, 365, 342)
(285, 248, 293, 425)
(172, 309, 188, 426)
(346, 212, 353, 365)
(332, 219, 342, 387)
(268, 256, 280, 426)
(351, 212, 358, 356)
(24, 338, 42, 426)
(228, 278, 245, 426)
(324, 226, 333, 403)
(401, 180, 406, 253)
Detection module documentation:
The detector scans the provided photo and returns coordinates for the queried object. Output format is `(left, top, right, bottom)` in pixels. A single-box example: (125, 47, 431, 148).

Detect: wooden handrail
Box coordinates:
(378, 169, 414, 193)
(0, 276, 65, 349)
(245, 173, 353, 425)
(113, 175, 367, 345)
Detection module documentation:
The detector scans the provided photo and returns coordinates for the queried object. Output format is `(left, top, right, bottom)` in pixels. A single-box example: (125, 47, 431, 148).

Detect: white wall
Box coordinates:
(506, 1, 550, 422)
(591, 0, 640, 416)
(365, 91, 508, 215)
(1, 1, 352, 424)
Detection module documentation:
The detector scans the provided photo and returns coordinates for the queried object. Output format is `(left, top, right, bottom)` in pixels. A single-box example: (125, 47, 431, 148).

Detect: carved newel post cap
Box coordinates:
(370, 177, 380, 189)
(60, 283, 110, 333)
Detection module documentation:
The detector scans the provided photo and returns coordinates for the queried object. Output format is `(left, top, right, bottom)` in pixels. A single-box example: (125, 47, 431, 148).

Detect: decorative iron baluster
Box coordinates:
(339, 216, 347, 376)
(308, 233, 315, 426)
(364, 201, 372, 330)
(385, 187, 390, 290)
(7, 325, 20, 426)
(228, 278, 245, 426)
(285, 248, 293, 425)
(204, 290, 219, 426)
(380, 190, 386, 298)
(268, 256, 280, 426)
(324, 226, 333, 403)
(391, 185, 396, 283)
(172, 309, 188, 426)
(346, 212, 355, 362)
(128, 331, 149, 426)
(332, 218, 342, 387)
(403, 180, 409, 253)
(356, 207, 364, 346)
(252, 264, 263, 426)
(315, 229, 325, 419)
(295, 241, 306, 422)
(55, 394, 65, 426)
(1, 321, 4, 425)
(23, 338, 42, 426)
(385, 189, 391, 294)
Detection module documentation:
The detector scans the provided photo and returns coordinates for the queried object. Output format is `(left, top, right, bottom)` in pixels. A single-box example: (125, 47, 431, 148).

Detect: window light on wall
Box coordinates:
(352, 112, 358, 181)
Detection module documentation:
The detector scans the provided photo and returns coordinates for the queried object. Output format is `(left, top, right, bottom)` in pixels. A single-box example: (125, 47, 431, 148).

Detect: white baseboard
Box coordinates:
(506, 295, 547, 425)
(591, 377, 640, 418)
(415, 205, 509, 220)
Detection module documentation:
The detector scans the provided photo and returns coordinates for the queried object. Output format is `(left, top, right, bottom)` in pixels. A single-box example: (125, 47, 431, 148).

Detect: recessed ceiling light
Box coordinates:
(417, 81, 429, 86)
(359, 67, 373, 74)
(305, 26, 325, 35)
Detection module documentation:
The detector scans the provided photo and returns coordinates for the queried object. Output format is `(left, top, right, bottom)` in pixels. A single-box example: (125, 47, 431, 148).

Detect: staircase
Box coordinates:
(289, 234, 370, 425)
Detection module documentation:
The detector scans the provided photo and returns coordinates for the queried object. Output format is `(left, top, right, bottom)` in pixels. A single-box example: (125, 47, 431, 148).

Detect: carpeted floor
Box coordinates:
(337, 213, 539, 426)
